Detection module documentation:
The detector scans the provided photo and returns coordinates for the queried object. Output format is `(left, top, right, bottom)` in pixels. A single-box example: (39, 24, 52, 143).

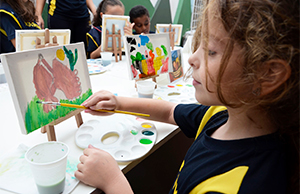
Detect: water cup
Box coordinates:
(136, 80, 156, 98)
(25, 141, 69, 194)
(101, 52, 112, 66)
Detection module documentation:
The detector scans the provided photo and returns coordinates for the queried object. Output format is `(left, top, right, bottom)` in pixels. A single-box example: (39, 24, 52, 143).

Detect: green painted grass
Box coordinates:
(25, 89, 92, 134)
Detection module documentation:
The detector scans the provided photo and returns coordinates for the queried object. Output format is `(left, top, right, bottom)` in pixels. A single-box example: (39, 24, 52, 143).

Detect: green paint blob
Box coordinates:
(130, 55, 136, 61)
(142, 131, 154, 136)
(186, 84, 193, 87)
(161, 45, 168, 56)
(63, 46, 78, 71)
(140, 139, 153, 144)
(136, 52, 142, 61)
(130, 130, 138, 135)
(146, 42, 154, 51)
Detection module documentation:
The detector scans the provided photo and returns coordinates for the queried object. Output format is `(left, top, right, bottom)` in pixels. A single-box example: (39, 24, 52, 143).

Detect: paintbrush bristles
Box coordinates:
(36, 101, 61, 106)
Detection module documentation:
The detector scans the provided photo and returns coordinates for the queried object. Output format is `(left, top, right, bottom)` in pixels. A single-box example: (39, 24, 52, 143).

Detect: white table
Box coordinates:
(0, 53, 192, 194)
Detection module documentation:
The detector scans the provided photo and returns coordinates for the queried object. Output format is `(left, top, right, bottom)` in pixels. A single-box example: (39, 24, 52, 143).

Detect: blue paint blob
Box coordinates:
(139, 35, 150, 46)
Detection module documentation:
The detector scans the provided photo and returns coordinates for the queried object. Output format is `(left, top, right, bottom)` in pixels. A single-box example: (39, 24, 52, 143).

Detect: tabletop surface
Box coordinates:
(0, 52, 192, 194)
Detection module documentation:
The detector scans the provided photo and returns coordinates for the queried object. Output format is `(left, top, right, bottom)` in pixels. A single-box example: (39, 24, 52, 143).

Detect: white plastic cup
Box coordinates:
(25, 141, 69, 194)
(136, 80, 156, 98)
(101, 52, 112, 66)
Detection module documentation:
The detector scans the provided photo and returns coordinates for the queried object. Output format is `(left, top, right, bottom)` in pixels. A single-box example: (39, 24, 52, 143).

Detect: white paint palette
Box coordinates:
(75, 114, 157, 162)
(154, 82, 197, 104)
(86, 59, 107, 75)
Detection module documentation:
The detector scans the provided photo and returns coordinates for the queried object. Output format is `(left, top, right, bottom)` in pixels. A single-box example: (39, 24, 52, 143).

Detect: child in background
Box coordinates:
(75, 0, 299, 193)
(35, 0, 96, 52)
(129, 5, 154, 34)
(0, 0, 41, 54)
(86, 0, 132, 59)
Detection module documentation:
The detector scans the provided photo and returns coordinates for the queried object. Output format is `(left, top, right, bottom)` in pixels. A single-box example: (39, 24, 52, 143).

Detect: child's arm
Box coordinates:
(82, 90, 177, 125)
(90, 45, 102, 59)
(10, 38, 16, 47)
(86, 0, 96, 17)
(35, 0, 46, 29)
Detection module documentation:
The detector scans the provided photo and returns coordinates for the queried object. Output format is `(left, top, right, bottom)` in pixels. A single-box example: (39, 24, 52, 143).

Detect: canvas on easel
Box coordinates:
(101, 14, 129, 52)
(1, 42, 92, 135)
(124, 33, 172, 80)
(15, 29, 70, 51)
(156, 24, 183, 46)
(169, 48, 184, 83)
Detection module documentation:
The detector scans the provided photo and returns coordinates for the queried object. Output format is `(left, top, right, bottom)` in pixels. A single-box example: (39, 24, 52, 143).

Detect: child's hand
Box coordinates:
(124, 21, 135, 36)
(36, 15, 44, 29)
(81, 90, 118, 116)
(75, 145, 131, 193)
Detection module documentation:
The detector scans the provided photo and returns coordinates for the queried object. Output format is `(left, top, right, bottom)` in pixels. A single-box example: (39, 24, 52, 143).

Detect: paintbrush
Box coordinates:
(36, 101, 150, 117)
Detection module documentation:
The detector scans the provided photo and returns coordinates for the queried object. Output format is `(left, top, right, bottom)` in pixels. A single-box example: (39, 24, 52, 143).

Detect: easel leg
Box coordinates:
(46, 125, 56, 141)
(75, 113, 83, 127)
(41, 126, 47, 133)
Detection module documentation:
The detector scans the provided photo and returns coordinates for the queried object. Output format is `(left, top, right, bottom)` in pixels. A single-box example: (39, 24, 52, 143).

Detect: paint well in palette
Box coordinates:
(140, 139, 153, 144)
(101, 132, 119, 145)
(130, 130, 138, 135)
(168, 92, 181, 96)
(142, 131, 154, 136)
(142, 124, 152, 128)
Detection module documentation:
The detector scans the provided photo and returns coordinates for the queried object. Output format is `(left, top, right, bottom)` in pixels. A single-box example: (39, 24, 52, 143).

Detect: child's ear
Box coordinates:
(100, 12, 103, 18)
(259, 59, 291, 96)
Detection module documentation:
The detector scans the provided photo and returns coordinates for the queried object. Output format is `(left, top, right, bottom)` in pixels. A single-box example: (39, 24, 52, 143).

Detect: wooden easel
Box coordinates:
(35, 33, 84, 141)
(41, 109, 83, 141)
(104, 24, 122, 62)
(36, 28, 59, 49)
(162, 24, 175, 50)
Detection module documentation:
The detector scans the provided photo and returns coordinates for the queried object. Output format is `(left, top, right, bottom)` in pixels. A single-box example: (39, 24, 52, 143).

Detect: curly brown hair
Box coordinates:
(1, 0, 37, 22)
(190, 0, 299, 192)
(92, 0, 124, 26)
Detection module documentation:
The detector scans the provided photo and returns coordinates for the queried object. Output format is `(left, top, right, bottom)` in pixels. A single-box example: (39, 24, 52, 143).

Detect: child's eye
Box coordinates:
(208, 50, 216, 56)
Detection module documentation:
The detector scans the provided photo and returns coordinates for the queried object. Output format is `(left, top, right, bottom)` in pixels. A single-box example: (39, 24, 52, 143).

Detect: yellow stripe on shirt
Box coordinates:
(49, 0, 56, 16)
(189, 166, 248, 194)
(0, 10, 22, 28)
(195, 106, 227, 139)
(86, 32, 99, 47)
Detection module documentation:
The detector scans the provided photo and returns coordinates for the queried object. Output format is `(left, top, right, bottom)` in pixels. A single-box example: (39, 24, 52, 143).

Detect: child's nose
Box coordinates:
(188, 52, 199, 68)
